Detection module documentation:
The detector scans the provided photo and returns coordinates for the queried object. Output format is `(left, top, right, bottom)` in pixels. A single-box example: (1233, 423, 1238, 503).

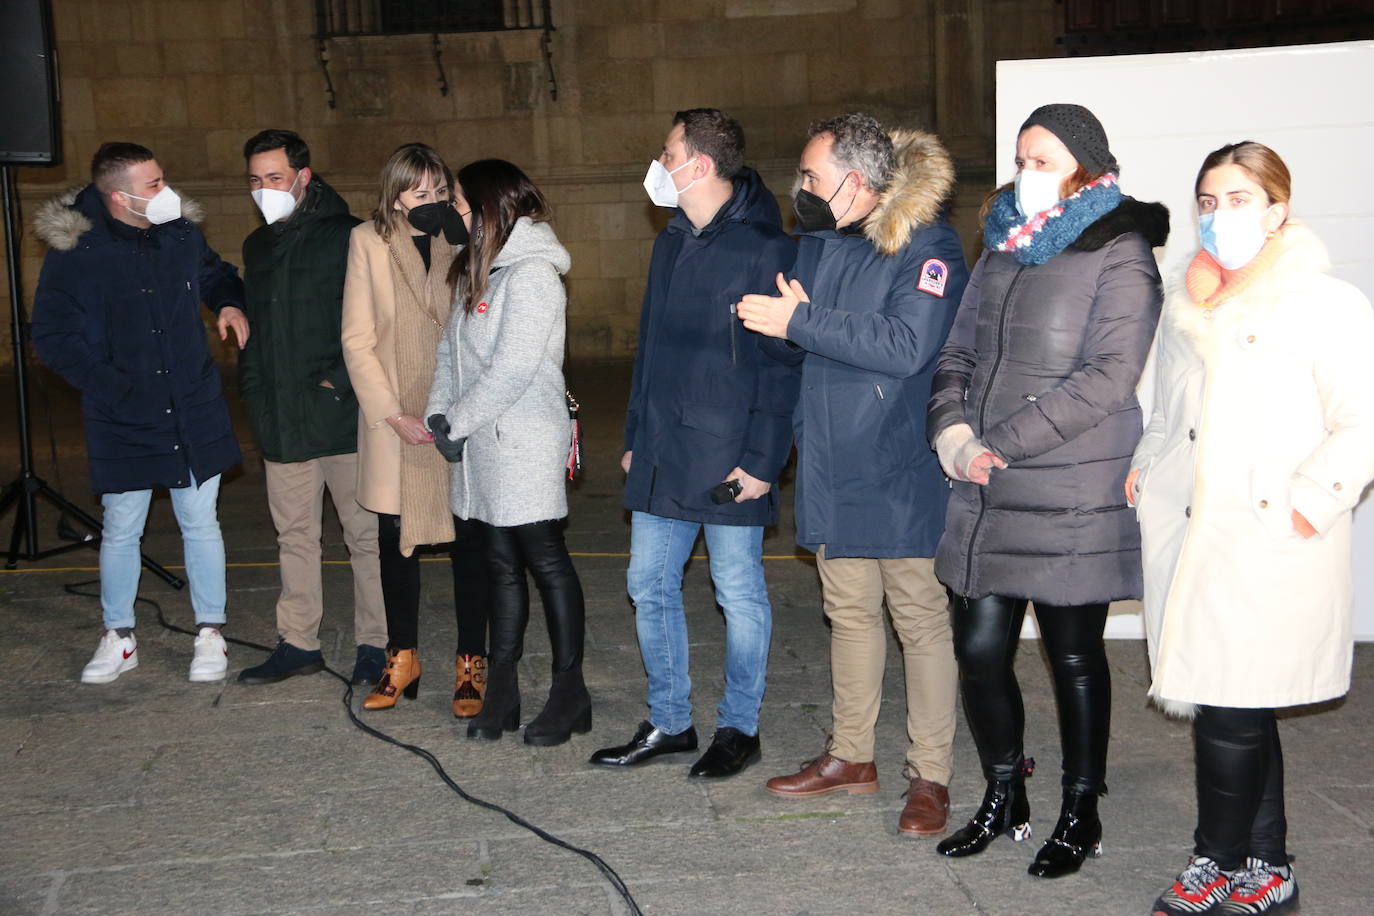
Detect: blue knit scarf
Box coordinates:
(983, 173, 1122, 265)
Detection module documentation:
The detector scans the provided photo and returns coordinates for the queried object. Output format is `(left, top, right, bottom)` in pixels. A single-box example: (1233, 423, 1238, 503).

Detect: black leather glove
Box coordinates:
(428, 414, 465, 463)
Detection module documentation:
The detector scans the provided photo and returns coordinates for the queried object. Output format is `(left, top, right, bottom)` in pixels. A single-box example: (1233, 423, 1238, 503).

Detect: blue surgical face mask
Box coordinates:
(1199, 205, 1275, 269)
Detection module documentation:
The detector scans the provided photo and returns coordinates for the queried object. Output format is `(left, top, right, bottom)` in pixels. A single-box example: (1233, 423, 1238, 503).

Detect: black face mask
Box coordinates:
(407, 202, 469, 245)
(792, 175, 855, 233)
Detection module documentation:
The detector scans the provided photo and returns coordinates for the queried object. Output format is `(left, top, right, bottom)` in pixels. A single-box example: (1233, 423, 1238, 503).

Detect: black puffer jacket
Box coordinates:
(927, 198, 1168, 604)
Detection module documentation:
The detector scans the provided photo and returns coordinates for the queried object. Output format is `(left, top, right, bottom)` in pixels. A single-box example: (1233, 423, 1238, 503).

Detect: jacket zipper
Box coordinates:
(963, 265, 1026, 592)
(729, 301, 739, 366)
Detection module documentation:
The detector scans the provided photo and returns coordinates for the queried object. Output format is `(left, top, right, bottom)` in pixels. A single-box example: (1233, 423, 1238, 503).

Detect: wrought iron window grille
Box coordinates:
(313, 0, 557, 109)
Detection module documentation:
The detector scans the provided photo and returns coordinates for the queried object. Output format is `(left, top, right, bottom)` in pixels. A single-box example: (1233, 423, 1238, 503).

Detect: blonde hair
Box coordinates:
(371, 143, 453, 242)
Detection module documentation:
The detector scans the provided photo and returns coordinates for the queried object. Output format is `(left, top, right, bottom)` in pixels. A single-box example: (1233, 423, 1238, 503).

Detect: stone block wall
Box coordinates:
(3, 0, 1060, 366)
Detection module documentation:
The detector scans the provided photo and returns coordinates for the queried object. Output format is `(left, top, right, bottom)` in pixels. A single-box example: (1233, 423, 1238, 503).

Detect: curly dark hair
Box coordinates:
(673, 108, 746, 180)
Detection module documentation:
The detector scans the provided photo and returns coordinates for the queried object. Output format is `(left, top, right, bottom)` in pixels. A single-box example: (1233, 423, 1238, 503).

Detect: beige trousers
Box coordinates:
(264, 453, 385, 652)
(816, 546, 957, 785)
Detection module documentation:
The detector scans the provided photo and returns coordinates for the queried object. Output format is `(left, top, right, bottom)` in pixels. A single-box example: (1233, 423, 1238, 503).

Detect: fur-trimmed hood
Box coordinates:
(33, 184, 206, 252)
(864, 129, 955, 256)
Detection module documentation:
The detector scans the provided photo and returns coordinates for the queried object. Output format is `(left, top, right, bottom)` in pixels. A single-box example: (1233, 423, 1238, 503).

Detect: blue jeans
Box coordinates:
(100, 474, 227, 630)
(627, 511, 772, 736)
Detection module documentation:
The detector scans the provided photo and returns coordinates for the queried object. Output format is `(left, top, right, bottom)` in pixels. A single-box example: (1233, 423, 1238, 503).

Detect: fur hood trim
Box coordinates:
(33, 185, 207, 252)
(1070, 197, 1170, 252)
(865, 130, 955, 257)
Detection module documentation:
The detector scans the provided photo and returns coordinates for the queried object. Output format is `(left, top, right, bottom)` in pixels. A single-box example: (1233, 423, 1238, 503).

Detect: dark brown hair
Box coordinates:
(91, 142, 155, 193)
(673, 108, 745, 181)
(446, 159, 553, 313)
(1195, 141, 1291, 210)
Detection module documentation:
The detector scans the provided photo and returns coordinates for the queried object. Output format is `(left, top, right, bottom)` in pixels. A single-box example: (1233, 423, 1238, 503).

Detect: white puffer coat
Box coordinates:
(1133, 223, 1374, 714)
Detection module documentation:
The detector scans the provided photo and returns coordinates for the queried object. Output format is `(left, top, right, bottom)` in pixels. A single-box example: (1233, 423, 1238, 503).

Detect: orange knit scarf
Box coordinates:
(1185, 230, 1284, 308)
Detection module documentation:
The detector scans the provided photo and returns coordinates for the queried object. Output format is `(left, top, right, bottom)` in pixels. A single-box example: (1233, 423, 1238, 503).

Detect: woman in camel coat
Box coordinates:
(341, 143, 489, 718)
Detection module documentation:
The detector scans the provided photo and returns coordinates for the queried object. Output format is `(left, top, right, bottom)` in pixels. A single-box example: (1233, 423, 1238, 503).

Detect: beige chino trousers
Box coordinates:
(816, 546, 957, 785)
(264, 453, 385, 652)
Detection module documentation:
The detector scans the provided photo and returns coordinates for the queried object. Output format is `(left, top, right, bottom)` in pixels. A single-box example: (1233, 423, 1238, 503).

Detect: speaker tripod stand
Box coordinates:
(0, 165, 183, 588)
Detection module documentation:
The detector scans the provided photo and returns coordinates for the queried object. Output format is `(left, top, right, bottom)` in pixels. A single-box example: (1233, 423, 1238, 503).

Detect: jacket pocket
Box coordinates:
(1249, 468, 1296, 541)
(680, 402, 748, 439)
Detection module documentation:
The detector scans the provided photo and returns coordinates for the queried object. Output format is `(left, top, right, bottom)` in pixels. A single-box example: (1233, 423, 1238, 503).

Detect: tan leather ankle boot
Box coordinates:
(362, 648, 420, 710)
(452, 654, 486, 718)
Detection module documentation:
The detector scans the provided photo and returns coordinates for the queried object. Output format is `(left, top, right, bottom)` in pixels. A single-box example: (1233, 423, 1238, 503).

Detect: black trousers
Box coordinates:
(484, 518, 585, 672)
(952, 595, 1111, 794)
(377, 513, 489, 656)
(1192, 705, 1287, 870)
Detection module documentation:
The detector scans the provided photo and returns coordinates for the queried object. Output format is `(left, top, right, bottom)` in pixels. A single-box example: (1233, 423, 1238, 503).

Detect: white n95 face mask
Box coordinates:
(643, 158, 699, 209)
(251, 171, 302, 225)
(124, 185, 182, 225)
(1199, 207, 1273, 270)
(1013, 168, 1067, 220)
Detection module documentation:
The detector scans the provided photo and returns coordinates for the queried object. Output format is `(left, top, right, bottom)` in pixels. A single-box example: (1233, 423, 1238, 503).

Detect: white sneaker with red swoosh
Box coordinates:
(1217, 857, 1299, 915)
(81, 630, 138, 684)
(188, 627, 228, 682)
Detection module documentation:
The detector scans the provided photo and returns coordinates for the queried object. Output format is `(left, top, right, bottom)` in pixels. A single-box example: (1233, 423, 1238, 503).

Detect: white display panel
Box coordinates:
(995, 41, 1374, 639)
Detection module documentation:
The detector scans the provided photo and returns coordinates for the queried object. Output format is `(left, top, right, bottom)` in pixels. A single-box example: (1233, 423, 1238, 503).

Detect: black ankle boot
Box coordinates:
(467, 662, 520, 741)
(523, 667, 592, 747)
(936, 758, 1034, 858)
(1027, 789, 1103, 878)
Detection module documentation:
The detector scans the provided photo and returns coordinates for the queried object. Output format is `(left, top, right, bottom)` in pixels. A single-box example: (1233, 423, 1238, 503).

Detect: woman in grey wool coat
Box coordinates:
(424, 159, 589, 747)
(925, 104, 1167, 878)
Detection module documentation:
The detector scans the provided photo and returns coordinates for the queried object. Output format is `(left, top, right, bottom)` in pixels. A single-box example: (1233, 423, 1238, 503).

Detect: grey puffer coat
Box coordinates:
(425, 217, 573, 527)
(927, 198, 1168, 604)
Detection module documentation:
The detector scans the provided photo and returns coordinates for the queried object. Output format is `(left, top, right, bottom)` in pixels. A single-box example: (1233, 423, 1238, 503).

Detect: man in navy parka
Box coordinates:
(738, 113, 967, 835)
(31, 142, 246, 686)
(589, 109, 798, 779)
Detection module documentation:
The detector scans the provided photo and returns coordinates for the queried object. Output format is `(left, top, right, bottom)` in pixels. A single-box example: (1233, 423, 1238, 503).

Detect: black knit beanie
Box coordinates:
(1020, 103, 1119, 174)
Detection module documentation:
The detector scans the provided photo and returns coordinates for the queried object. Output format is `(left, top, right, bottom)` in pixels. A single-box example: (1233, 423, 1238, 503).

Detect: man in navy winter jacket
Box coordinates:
(589, 109, 799, 779)
(738, 113, 967, 833)
(32, 142, 247, 686)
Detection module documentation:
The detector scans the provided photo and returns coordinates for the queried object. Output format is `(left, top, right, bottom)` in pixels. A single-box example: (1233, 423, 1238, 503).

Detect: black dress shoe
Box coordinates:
(588, 720, 698, 767)
(688, 727, 761, 778)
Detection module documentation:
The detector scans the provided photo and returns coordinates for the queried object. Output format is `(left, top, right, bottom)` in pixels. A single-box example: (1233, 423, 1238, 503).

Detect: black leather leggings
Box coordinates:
(378, 513, 489, 655)
(1193, 705, 1287, 870)
(952, 595, 1111, 793)
(485, 518, 585, 672)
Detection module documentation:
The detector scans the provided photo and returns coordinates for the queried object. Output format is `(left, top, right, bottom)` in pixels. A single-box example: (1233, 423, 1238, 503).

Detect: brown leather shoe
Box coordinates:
(764, 753, 879, 797)
(899, 775, 950, 836)
(452, 654, 486, 719)
(362, 648, 420, 710)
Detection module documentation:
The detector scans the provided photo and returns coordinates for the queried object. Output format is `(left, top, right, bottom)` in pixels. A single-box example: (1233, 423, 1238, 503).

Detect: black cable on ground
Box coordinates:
(62, 580, 644, 915)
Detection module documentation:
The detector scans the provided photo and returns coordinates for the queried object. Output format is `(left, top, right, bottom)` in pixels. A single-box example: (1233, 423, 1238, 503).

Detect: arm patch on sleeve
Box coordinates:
(917, 258, 949, 297)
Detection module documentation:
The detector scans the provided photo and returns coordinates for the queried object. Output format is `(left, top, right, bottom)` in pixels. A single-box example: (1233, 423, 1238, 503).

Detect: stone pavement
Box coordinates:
(1, 362, 1371, 915)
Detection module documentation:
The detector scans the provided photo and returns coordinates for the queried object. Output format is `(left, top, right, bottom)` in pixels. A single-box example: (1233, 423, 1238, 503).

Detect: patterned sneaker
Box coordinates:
(188, 627, 228, 682)
(1216, 857, 1299, 915)
(81, 630, 138, 684)
(1153, 855, 1234, 915)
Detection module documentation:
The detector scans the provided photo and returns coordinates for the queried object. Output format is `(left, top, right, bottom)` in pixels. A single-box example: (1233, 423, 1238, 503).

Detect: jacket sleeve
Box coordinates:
(30, 253, 133, 406)
(622, 282, 652, 451)
(434, 260, 564, 439)
(319, 221, 358, 396)
(738, 234, 801, 482)
(784, 229, 965, 380)
(197, 233, 245, 313)
(1130, 332, 1167, 474)
(927, 251, 988, 444)
(341, 229, 404, 426)
(981, 234, 1162, 463)
(1288, 285, 1374, 534)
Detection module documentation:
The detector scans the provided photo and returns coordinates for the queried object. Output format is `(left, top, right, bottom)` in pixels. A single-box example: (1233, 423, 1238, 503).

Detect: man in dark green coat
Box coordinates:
(235, 130, 386, 687)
